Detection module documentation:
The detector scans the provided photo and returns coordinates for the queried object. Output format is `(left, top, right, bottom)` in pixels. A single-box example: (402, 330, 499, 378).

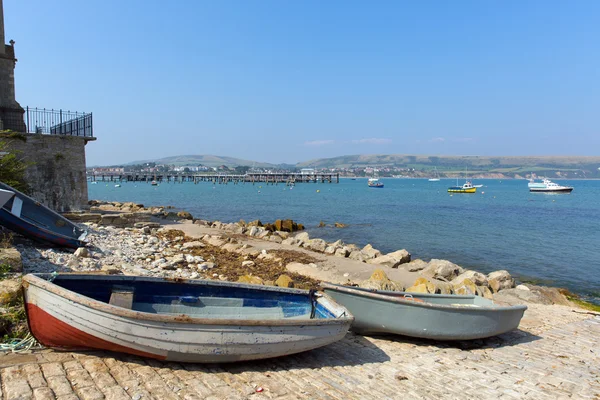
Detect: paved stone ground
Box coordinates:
(1, 305, 598, 400)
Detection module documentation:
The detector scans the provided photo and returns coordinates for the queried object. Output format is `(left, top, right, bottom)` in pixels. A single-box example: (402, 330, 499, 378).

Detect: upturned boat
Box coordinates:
(23, 274, 353, 363)
(321, 283, 527, 340)
(0, 182, 87, 249)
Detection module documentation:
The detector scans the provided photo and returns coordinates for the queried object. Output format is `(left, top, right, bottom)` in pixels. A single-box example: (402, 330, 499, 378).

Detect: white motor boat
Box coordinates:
(528, 178, 573, 193)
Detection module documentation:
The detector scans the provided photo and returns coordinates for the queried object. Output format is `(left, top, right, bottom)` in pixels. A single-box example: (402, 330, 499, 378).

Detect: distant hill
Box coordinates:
(126, 155, 283, 168)
(296, 154, 600, 178)
(113, 153, 600, 178)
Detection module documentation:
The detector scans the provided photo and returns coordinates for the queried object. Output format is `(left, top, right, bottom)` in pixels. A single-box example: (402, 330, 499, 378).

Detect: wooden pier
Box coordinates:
(88, 172, 340, 185)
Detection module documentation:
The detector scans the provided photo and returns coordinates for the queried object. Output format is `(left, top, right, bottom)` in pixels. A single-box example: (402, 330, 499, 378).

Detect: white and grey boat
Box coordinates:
(321, 282, 527, 340)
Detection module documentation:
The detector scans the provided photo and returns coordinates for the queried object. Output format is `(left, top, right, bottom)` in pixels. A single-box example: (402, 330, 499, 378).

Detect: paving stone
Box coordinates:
(32, 387, 54, 400)
(46, 376, 74, 397)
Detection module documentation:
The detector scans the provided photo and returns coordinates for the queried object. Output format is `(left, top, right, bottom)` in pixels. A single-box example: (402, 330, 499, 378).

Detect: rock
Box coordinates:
(308, 239, 327, 252)
(0, 279, 21, 305)
(348, 250, 366, 262)
(282, 238, 300, 246)
(452, 270, 488, 287)
(169, 254, 186, 265)
(0, 248, 22, 272)
(247, 220, 263, 227)
(176, 211, 193, 220)
(405, 283, 429, 293)
(241, 261, 255, 267)
(274, 220, 284, 231)
(477, 285, 494, 299)
(361, 244, 382, 260)
(73, 247, 90, 258)
(334, 222, 347, 228)
(185, 254, 196, 263)
(405, 259, 428, 272)
(295, 232, 310, 243)
(269, 235, 283, 243)
(334, 248, 349, 258)
(275, 275, 294, 288)
(406, 277, 435, 293)
(494, 285, 571, 306)
(197, 262, 216, 271)
(488, 270, 515, 293)
(324, 246, 336, 255)
(248, 226, 259, 237)
(134, 222, 161, 229)
(422, 259, 464, 281)
(281, 219, 295, 232)
(360, 269, 402, 291)
(515, 284, 530, 291)
(366, 249, 411, 268)
(433, 280, 454, 294)
(238, 275, 264, 285)
(453, 278, 477, 295)
(318, 221, 326, 227)
(183, 241, 205, 249)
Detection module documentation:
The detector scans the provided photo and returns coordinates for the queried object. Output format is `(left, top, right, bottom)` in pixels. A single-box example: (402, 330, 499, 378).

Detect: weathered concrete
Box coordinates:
(0, 307, 598, 399)
(1, 133, 91, 212)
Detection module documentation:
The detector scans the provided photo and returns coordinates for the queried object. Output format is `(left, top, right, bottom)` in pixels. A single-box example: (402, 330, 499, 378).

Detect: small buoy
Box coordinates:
(258, 190, 261, 193)
(481, 191, 485, 194)
(255, 387, 264, 393)
(316, 190, 320, 193)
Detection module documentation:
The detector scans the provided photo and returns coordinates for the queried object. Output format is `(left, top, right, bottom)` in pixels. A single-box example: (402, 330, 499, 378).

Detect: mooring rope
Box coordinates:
(0, 333, 41, 353)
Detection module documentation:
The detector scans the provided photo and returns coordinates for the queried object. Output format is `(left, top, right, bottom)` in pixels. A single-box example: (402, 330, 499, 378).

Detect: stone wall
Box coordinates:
(1, 133, 92, 212)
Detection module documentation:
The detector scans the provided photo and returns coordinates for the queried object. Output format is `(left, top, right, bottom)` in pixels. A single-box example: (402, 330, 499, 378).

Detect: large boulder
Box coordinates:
(451, 270, 488, 287)
(295, 232, 310, 244)
(366, 249, 411, 268)
(360, 269, 402, 291)
(422, 259, 464, 281)
(487, 270, 515, 293)
(177, 211, 193, 220)
(494, 285, 571, 306)
(404, 259, 429, 272)
(361, 244, 382, 260)
(348, 250, 366, 262)
(453, 278, 477, 295)
(308, 239, 327, 253)
(334, 248, 349, 258)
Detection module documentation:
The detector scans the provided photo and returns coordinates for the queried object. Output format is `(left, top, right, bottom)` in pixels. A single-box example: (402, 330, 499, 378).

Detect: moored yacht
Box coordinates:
(528, 178, 573, 193)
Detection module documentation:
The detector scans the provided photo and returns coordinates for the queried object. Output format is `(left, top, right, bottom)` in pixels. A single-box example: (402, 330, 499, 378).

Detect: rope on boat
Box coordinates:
(309, 289, 317, 319)
(0, 333, 41, 353)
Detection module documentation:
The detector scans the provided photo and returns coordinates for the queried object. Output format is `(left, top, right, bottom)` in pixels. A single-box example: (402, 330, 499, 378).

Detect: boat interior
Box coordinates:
(45, 275, 336, 320)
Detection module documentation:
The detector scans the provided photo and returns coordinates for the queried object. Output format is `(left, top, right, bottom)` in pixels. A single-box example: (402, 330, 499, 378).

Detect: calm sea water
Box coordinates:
(89, 178, 600, 303)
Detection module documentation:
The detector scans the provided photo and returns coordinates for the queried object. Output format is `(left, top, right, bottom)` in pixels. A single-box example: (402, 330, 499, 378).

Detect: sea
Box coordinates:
(89, 178, 600, 304)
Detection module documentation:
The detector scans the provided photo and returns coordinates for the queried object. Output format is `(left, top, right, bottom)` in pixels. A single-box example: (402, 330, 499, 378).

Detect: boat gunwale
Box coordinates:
(321, 282, 527, 312)
(23, 274, 354, 327)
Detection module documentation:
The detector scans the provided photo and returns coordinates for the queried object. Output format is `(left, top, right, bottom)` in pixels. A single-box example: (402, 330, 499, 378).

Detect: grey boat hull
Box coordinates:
(321, 283, 527, 340)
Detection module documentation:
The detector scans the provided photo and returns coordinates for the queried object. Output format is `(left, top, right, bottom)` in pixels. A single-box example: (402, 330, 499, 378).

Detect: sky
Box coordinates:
(4, 0, 600, 166)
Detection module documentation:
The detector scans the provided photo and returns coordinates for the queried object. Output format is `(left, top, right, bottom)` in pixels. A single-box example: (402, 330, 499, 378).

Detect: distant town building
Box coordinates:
(301, 168, 315, 174)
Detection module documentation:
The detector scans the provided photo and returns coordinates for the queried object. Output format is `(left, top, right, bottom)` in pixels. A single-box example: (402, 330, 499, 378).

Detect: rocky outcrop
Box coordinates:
(361, 244, 382, 260)
(275, 275, 294, 288)
(237, 275, 264, 285)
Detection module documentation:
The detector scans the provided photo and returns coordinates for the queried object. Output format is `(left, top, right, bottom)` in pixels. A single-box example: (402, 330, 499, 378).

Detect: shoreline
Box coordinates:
(1, 200, 599, 398)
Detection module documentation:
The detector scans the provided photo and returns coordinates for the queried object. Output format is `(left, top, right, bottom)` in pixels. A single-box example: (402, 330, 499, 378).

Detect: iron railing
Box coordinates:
(23, 107, 93, 137)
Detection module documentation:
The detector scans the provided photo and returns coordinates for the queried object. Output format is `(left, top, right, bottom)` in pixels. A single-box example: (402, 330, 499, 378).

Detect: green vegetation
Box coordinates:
(0, 137, 31, 193)
(560, 289, 600, 313)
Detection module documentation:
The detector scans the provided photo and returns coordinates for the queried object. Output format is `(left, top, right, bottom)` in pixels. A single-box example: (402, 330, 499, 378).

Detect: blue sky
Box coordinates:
(4, 0, 600, 166)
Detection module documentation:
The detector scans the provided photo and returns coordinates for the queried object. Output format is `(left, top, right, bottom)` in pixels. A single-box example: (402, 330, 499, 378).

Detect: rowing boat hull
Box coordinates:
(0, 182, 86, 249)
(23, 275, 353, 362)
(322, 283, 526, 340)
